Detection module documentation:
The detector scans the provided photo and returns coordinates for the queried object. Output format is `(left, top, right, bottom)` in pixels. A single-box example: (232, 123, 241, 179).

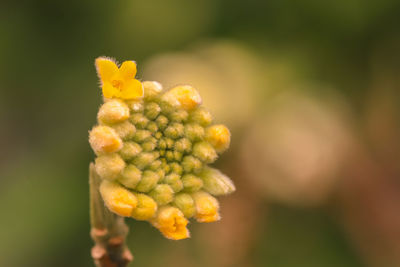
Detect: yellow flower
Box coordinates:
(95, 57, 144, 100)
(151, 206, 190, 240)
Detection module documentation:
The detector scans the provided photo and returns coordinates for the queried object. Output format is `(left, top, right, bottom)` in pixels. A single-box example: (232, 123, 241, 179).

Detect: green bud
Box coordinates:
(182, 174, 203, 192)
(118, 165, 142, 189)
(154, 131, 162, 139)
(173, 193, 195, 218)
(192, 142, 218, 164)
(143, 81, 163, 100)
(169, 109, 188, 122)
(135, 170, 160, 192)
(156, 169, 166, 181)
(119, 142, 142, 160)
(189, 107, 213, 126)
(199, 167, 235, 196)
(164, 123, 184, 139)
(126, 100, 144, 113)
(142, 137, 157, 152)
(166, 138, 174, 149)
(161, 159, 171, 174)
(130, 113, 149, 129)
(133, 130, 152, 143)
(182, 156, 203, 173)
(148, 159, 162, 171)
(157, 138, 167, 150)
(97, 100, 130, 124)
(133, 152, 159, 170)
(165, 151, 174, 162)
(174, 151, 183, 161)
(184, 123, 205, 141)
(174, 138, 192, 153)
(146, 121, 158, 133)
(164, 173, 183, 192)
(155, 115, 168, 130)
(95, 153, 125, 180)
(112, 121, 136, 140)
(169, 162, 183, 175)
(145, 102, 161, 120)
(149, 184, 174, 205)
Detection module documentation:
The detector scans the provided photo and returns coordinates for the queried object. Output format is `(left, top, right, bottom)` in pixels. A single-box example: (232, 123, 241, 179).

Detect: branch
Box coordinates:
(89, 163, 133, 267)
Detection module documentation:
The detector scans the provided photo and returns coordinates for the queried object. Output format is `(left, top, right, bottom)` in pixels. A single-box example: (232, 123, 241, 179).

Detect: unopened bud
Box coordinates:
(174, 138, 192, 153)
(135, 170, 160, 192)
(192, 191, 220, 223)
(100, 180, 137, 217)
(182, 156, 202, 173)
(205, 125, 230, 153)
(162, 85, 202, 111)
(112, 121, 136, 140)
(155, 115, 168, 130)
(151, 206, 190, 240)
(118, 165, 142, 189)
(169, 162, 183, 175)
(133, 129, 152, 143)
(199, 167, 235, 196)
(173, 193, 195, 218)
(127, 100, 144, 113)
(97, 100, 130, 124)
(141, 137, 157, 152)
(130, 113, 149, 129)
(143, 81, 163, 100)
(164, 173, 183, 192)
(189, 107, 213, 126)
(192, 142, 218, 164)
(169, 109, 188, 122)
(95, 153, 125, 180)
(89, 126, 122, 154)
(131, 193, 158, 220)
(119, 142, 142, 160)
(184, 123, 204, 141)
(145, 102, 161, 120)
(146, 121, 158, 133)
(149, 184, 174, 205)
(182, 174, 203, 192)
(164, 123, 184, 139)
(132, 152, 158, 170)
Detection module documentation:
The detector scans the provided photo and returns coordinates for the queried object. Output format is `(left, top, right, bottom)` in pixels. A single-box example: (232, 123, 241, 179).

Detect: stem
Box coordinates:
(89, 163, 133, 267)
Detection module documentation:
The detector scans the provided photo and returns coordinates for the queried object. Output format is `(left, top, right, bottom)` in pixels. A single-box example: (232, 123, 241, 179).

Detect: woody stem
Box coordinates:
(89, 163, 133, 267)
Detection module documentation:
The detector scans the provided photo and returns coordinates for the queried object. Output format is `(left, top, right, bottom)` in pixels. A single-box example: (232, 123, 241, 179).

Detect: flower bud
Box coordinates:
(169, 109, 188, 122)
(205, 124, 230, 153)
(184, 123, 205, 141)
(146, 121, 158, 133)
(95, 153, 125, 180)
(131, 193, 158, 220)
(118, 165, 142, 189)
(89, 125, 123, 154)
(189, 107, 213, 126)
(149, 184, 174, 205)
(199, 167, 235, 196)
(127, 100, 144, 112)
(135, 170, 160, 192)
(174, 138, 192, 153)
(119, 141, 142, 160)
(98, 100, 130, 124)
(192, 142, 218, 164)
(143, 81, 163, 100)
(141, 137, 157, 152)
(164, 173, 184, 192)
(182, 156, 202, 173)
(173, 193, 195, 218)
(162, 85, 202, 111)
(148, 159, 162, 171)
(100, 180, 137, 217)
(173, 151, 183, 161)
(144, 102, 161, 120)
(169, 162, 183, 175)
(155, 115, 169, 130)
(132, 152, 159, 169)
(192, 191, 220, 223)
(133, 129, 152, 143)
(164, 123, 184, 139)
(182, 174, 203, 192)
(130, 113, 149, 129)
(151, 206, 190, 240)
(111, 121, 136, 140)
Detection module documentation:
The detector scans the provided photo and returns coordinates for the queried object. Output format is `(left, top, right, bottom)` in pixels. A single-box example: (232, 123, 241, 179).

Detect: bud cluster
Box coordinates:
(90, 58, 235, 240)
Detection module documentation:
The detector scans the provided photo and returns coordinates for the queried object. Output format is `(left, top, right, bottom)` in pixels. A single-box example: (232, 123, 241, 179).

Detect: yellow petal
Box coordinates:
(95, 57, 118, 83)
(119, 61, 137, 81)
(151, 206, 190, 240)
(120, 79, 144, 100)
(102, 82, 121, 99)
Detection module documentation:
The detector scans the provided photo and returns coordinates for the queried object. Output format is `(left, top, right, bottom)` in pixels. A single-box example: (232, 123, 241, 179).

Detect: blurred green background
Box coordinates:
(1, 0, 400, 266)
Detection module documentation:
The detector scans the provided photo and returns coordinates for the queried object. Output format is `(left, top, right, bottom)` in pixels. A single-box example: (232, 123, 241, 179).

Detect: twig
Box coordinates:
(89, 163, 133, 267)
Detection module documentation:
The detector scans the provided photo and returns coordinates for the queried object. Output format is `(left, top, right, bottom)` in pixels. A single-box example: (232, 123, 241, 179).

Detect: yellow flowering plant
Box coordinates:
(89, 57, 235, 266)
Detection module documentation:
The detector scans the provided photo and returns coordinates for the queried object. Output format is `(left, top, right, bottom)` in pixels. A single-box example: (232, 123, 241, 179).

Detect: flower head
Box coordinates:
(95, 57, 144, 100)
(90, 57, 235, 240)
